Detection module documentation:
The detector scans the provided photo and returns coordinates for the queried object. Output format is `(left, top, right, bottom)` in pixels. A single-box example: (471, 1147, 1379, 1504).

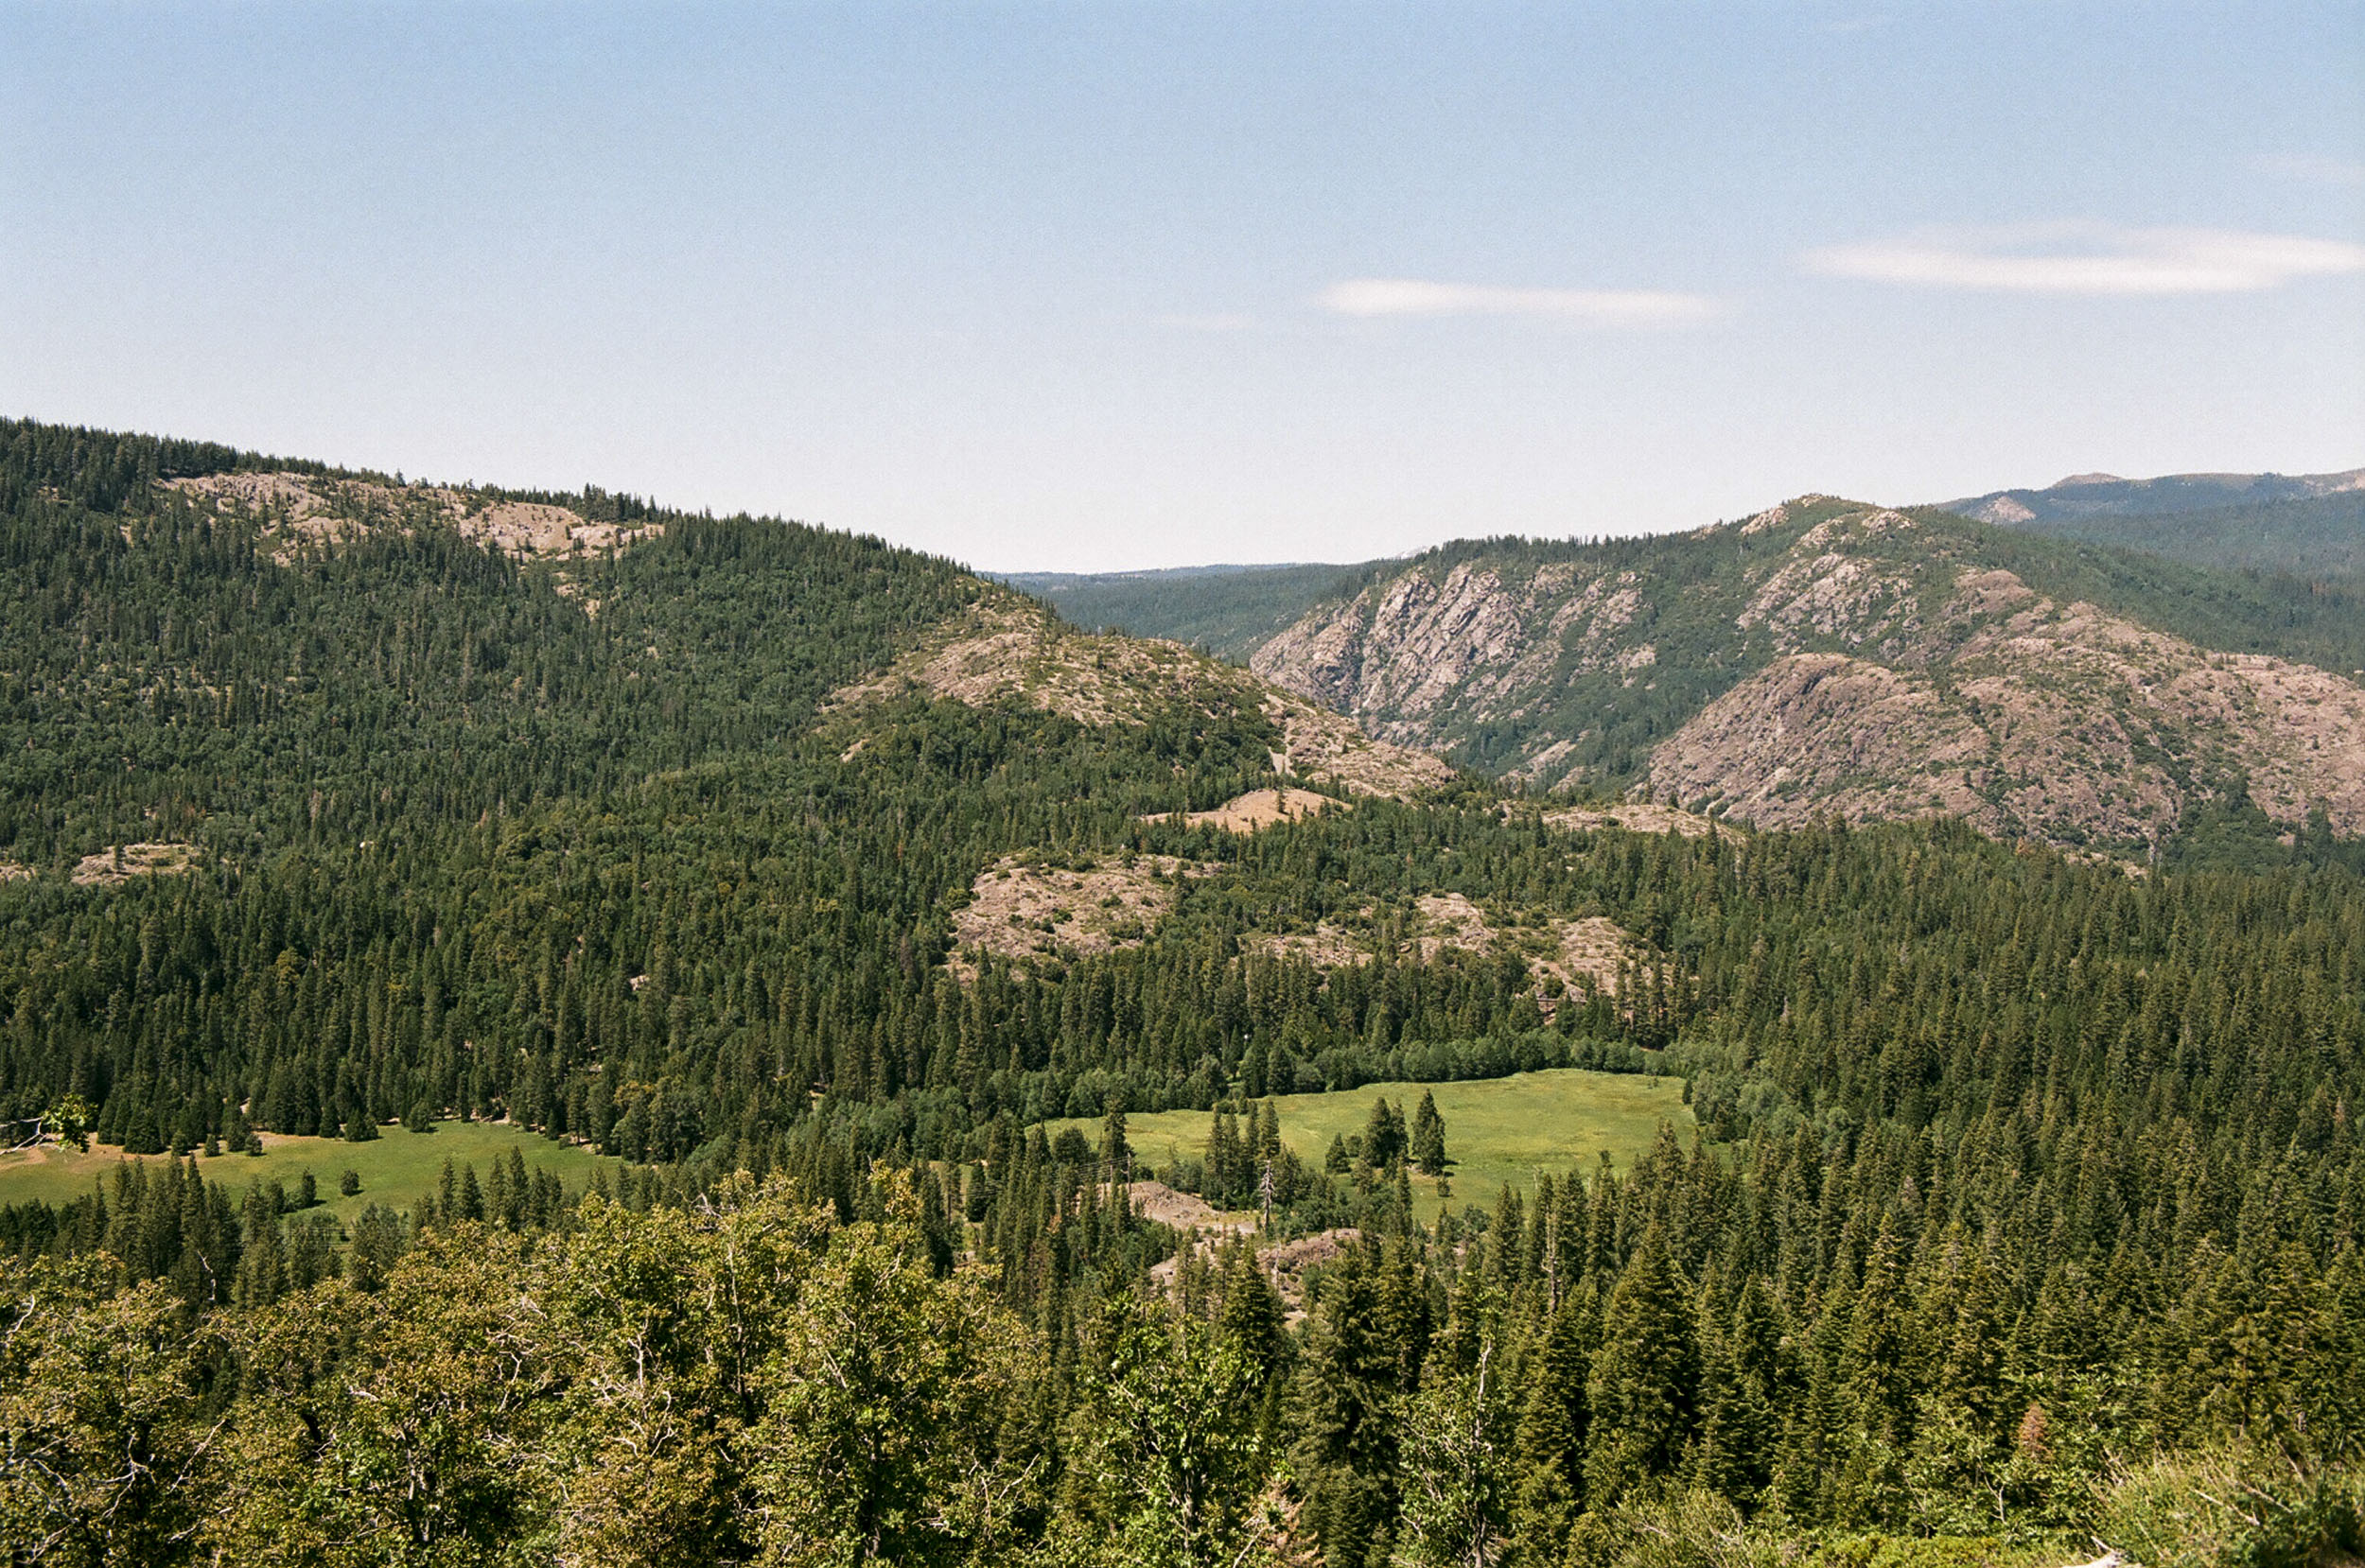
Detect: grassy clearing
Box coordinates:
(1058, 1067, 1692, 1221)
(0, 1122, 622, 1231)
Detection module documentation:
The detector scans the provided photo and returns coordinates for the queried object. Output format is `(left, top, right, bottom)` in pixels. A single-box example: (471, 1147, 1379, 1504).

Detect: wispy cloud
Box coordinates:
(1804, 222, 2365, 295)
(1319, 277, 1721, 327)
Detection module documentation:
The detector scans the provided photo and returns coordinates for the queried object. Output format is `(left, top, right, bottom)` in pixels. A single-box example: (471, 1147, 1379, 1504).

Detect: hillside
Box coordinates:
(1250, 498, 2365, 852)
(1937, 463, 2365, 527)
(1938, 466, 2365, 580)
(1997, 490, 2365, 580)
(0, 417, 1501, 1159)
(4, 422, 2363, 1565)
(1007, 560, 1371, 662)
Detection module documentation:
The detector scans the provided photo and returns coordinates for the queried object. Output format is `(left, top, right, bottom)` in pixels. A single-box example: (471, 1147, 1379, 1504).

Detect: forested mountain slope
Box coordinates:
(1993, 491, 2365, 581)
(1939, 464, 2365, 528)
(3, 421, 2362, 1565)
(1250, 498, 2365, 853)
(0, 418, 1477, 1151)
(1937, 468, 2365, 580)
(1010, 562, 1373, 662)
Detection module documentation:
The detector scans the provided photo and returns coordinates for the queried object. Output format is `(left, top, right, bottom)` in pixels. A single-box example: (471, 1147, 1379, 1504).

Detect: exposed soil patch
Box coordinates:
(1395, 893, 1645, 1008)
(1411, 892, 1498, 961)
(832, 595, 1263, 729)
(1244, 921, 1374, 969)
(71, 843, 199, 886)
(1262, 1228, 1359, 1277)
(165, 473, 660, 566)
(1158, 788, 1339, 833)
(1533, 915, 1634, 1002)
(1148, 1223, 1362, 1319)
(948, 854, 1218, 977)
(0, 862, 31, 884)
(1119, 1180, 1256, 1236)
(1264, 697, 1456, 800)
(1541, 803, 1738, 841)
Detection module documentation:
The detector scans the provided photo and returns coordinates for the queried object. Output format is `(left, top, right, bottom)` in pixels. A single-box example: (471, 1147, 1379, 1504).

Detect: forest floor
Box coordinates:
(0, 1121, 622, 1230)
(1063, 1067, 1693, 1222)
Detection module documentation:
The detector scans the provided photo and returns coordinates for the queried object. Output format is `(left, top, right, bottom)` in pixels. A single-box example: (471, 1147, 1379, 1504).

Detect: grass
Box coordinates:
(1056, 1067, 1692, 1221)
(0, 1122, 624, 1232)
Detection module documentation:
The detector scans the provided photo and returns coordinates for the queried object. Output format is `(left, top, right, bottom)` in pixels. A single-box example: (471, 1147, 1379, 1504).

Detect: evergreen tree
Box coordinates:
(1410, 1091, 1446, 1177)
(1584, 1224, 1695, 1508)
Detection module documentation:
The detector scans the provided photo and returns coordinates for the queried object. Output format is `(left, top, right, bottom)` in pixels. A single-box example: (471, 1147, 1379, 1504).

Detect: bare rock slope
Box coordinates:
(1252, 498, 2365, 850)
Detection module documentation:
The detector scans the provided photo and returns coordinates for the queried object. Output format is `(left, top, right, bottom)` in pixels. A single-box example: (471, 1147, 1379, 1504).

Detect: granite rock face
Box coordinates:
(1251, 499, 2365, 852)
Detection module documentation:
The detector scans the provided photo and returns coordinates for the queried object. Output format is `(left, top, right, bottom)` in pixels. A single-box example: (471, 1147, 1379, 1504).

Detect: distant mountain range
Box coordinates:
(1938, 465, 2365, 526)
(1938, 468, 2365, 580)
(1001, 562, 1373, 663)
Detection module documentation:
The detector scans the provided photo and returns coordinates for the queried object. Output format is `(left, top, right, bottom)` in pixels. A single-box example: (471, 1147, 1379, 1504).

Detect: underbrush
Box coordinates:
(1551, 1452, 2365, 1568)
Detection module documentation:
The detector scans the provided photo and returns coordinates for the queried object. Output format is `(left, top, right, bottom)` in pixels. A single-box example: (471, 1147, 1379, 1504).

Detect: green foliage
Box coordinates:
(2008, 490, 2365, 581)
(1585, 1225, 1695, 1508)
(2094, 1451, 2365, 1568)
(0, 1258, 208, 1566)
(1409, 1090, 1445, 1176)
(2, 423, 2363, 1564)
(1060, 1296, 1272, 1568)
(1009, 563, 1369, 664)
(1392, 1344, 1515, 1566)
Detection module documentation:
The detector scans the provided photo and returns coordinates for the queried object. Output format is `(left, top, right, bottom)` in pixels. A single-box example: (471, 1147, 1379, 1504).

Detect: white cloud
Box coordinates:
(1804, 222, 2365, 296)
(1319, 277, 1721, 327)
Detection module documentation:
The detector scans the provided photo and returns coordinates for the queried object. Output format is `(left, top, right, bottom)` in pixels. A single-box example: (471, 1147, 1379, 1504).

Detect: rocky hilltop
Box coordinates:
(1252, 498, 2365, 850)
(159, 468, 1461, 808)
(828, 588, 1455, 800)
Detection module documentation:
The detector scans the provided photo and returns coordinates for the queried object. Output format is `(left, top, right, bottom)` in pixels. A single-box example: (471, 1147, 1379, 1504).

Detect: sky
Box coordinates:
(4, 3, 2361, 572)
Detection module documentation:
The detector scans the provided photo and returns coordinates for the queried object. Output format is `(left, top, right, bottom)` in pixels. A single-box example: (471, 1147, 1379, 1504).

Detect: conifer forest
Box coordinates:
(2, 422, 2361, 1567)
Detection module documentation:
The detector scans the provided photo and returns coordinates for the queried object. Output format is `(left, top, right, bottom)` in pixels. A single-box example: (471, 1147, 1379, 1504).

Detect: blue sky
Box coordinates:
(5, 3, 2360, 570)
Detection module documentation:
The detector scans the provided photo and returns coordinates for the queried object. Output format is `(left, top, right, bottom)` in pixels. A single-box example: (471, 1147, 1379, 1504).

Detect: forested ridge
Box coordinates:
(2, 421, 2361, 1566)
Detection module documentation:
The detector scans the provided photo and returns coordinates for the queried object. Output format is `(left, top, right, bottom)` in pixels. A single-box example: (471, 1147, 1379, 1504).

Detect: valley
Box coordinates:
(1050, 1067, 1695, 1223)
(1, 422, 2357, 1566)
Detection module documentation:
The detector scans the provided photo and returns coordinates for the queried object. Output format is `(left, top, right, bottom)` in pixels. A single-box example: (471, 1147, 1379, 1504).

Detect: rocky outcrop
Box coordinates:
(1251, 559, 1657, 781)
(833, 590, 1455, 800)
(166, 472, 658, 560)
(1250, 498, 2365, 851)
(1651, 569, 2365, 844)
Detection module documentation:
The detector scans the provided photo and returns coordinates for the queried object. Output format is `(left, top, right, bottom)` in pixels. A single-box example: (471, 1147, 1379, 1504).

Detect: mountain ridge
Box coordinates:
(1937, 463, 2365, 526)
(1249, 497, 2365, 852)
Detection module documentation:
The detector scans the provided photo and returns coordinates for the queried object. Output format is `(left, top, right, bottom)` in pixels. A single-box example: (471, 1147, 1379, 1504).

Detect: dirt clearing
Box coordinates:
(1541, 802, 1738, 841)
(949, 854, 1219, 976)
(1157, 788, 1339, 833)
(71, 843, 200, 886)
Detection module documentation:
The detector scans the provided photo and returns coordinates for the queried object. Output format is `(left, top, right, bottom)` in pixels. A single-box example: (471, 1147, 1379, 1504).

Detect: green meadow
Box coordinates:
(0, 1122, 623, 1232)
(1057, 1067, 1692, 1220)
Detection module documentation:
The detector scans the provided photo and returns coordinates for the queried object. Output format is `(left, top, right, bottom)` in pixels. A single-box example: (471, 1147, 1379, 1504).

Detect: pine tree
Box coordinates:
(1511, 1280, 1595, 1560)
(1584, 1223, 1696, 1508)
(1363, 1097, 1407, 1172)
(1410, 1090, 1447, 1177)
